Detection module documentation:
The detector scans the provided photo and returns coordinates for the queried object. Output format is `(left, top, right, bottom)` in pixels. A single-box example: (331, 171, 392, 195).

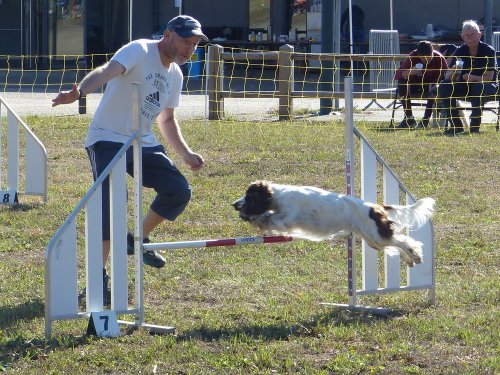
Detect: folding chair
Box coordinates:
(389, 86, 441, 128)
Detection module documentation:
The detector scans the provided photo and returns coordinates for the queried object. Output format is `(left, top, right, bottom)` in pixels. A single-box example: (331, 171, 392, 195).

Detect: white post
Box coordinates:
(129, 0, 133, 42)
(348, 0, 353, 54)
(344, 76, 357, 307)
(7, 111, 19, 192)
(175, 0, 182, 15)
(390, 0, 394, 30)
(0, 102, 3, 189)
(131, 83, 144, 326)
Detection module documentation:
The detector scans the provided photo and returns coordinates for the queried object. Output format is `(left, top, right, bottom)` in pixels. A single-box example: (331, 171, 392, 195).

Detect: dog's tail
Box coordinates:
(385, 197, 435, 230)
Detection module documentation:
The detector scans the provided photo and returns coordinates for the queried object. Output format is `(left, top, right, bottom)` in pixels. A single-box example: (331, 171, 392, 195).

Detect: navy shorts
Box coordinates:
(86, 141, 191, 240)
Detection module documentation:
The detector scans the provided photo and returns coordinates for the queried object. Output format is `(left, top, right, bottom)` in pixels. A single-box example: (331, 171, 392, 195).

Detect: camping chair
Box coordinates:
(389, 85, 441, 128)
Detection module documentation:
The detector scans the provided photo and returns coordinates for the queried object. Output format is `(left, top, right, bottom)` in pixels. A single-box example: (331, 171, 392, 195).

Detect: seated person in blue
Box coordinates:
(394, 41, 448, 128)
(437, 20, 498, 135)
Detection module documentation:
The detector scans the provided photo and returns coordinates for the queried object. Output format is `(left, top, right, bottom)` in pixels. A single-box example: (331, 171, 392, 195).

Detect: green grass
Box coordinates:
(0, 115, 499, 374)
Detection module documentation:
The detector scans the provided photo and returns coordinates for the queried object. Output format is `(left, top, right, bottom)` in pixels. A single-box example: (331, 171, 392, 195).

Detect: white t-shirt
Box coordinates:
(85, 39, 183, 148)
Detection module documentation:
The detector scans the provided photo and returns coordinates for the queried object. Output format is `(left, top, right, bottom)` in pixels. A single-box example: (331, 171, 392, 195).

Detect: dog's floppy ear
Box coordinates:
(243, 180, 273, 215)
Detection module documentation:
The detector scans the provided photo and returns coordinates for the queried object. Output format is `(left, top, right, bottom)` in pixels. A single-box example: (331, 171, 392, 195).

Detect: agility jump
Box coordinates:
(0, 96, 48, 204)
(45, 78, 434, 338)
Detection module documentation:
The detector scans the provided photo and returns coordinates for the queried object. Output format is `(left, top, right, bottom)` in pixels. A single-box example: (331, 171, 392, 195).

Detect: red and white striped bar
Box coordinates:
(143, 235, 295, 251)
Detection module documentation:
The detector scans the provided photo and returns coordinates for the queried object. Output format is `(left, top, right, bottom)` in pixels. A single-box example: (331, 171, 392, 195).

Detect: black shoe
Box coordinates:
(127, 232, 166, 268)
(443, 126, 465, 136)
(78, 269, 111, 307)
(103, 270, 111, 306)
(415, 118, 429, 129)
(397, 118, 416, 128)
(443, 116, 464, 136)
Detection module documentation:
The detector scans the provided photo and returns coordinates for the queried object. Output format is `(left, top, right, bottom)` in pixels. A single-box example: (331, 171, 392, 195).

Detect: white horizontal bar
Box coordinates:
(144, 235, 295, 251)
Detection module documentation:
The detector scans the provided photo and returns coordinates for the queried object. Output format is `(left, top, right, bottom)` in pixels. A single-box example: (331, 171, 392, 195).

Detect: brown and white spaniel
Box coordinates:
(233, 180, 435, 267)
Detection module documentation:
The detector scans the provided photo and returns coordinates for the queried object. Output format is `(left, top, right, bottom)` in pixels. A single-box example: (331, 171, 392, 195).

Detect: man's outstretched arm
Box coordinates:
(52, 60, 125, 107)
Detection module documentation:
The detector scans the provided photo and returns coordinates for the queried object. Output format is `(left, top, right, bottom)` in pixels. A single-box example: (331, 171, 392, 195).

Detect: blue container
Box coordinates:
(186, 47, 204, 79)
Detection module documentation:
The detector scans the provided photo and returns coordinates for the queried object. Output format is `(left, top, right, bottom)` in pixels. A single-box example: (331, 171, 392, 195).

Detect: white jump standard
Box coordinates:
(0, 96, 48, 205)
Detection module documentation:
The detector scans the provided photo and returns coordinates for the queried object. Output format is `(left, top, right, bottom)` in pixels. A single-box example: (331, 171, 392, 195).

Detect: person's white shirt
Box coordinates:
(85, 39, 183, 148)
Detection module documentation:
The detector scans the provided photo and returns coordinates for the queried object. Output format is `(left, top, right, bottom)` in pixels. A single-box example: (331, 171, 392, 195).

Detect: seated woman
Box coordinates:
(394, 40, 448, 128)
(437, 20, 498, 135)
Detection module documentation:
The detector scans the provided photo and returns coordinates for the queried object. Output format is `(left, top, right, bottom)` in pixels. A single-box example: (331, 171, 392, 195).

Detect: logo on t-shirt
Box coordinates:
(141, 72, 170, 121)
(145, 91, 160, 107)
(142, 90, 161, 120)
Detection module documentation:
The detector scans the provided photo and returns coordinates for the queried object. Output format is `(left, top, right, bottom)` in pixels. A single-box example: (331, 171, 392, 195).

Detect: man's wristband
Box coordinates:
(78, 88, 84, 99)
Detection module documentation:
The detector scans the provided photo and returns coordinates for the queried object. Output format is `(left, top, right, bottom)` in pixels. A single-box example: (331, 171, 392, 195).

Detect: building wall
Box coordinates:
(350, 0, 500, 43)
(87, 0, 129, 56)
(130, 1, 248, 41)
(132, 0, 178, 39)
(182, 0, 248, 40)
(131, 1, 157, 39)
(0, 0, 22, 54)
(182, 1, 247, 28)
(1, 0, 499, 57)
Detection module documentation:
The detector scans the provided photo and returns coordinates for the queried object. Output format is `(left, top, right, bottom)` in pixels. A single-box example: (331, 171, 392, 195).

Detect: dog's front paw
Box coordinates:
(401, 248, 422, 267)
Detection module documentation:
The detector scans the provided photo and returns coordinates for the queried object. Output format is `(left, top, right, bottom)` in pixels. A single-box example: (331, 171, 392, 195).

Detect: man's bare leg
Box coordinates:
(103, 240, 110, 265)
(137, 208, 166, 267)
(102, 209, 166, 268)
(143, 208, 165, 238)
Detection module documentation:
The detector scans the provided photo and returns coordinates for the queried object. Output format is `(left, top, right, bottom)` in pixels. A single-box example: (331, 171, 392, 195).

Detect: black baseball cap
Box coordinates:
(166, 15, 208, 41)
